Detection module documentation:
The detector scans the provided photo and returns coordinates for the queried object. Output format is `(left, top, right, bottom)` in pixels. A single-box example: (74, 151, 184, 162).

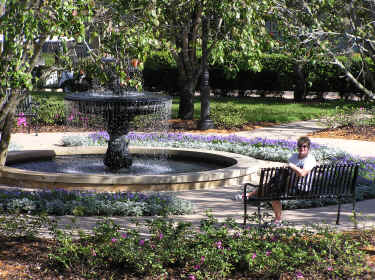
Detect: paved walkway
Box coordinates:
(3, 120, 375, 234)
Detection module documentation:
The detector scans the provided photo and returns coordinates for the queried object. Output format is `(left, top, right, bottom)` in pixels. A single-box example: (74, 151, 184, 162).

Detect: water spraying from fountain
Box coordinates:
(64, 58, 171, 171)
(65, 90, 171, 171)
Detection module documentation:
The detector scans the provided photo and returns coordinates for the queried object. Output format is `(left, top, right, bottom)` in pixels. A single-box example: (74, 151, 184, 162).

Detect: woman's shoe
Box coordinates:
(233, 193, 250, 201)
(271, 219, 283, 227)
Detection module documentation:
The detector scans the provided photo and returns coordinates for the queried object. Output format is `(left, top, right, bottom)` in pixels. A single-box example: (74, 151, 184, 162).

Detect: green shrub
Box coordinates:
(48, 215, 373, 279)
(210, 102, 248, 129)
(31, 91, 66, 125)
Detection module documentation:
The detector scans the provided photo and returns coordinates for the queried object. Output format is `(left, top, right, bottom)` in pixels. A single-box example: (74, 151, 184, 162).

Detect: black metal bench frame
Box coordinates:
(15, 94, 39, 135)
(243, 164, 359, 228)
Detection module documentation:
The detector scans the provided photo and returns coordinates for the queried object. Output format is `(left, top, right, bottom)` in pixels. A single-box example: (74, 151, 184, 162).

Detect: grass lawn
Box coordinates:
(31, 91, 370, 127)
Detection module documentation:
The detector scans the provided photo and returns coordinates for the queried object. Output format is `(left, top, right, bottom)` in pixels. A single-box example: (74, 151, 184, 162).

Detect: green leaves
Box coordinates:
(0, 0, 94, 89)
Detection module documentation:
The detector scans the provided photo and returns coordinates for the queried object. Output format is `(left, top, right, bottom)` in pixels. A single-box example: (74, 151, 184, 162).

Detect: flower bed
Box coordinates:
(0, 189, 193, 217)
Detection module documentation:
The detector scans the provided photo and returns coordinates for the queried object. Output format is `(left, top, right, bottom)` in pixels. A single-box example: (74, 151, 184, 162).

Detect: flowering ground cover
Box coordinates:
(0, 214, 374, 279)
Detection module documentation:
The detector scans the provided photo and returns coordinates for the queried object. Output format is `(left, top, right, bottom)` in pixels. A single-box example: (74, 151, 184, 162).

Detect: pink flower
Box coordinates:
(327, 266, 333, 271)
(189, 275, 196, 280)
(252, 253, 257, 259)
(266, 251, 271, 256)
(194, 264, 200, 270)
(159, 233, 164, 240)
(121, 233, 127, 239)
(91, 249, 96, 256)
(17, 113, 27, 127)
(139, 239, 145, 246)
(111, 238, 117, 243)
(200, 256, 205, 263)
(68, 114, 74, 121)
(216, 241, 223, 249)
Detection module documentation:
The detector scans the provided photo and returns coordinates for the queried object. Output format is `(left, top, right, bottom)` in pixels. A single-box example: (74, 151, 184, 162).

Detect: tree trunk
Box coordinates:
(0, 89, 25, 166)
(0, 112, 14, 166)
(178, 79, 195, 120)
(293, 63, 307, 102)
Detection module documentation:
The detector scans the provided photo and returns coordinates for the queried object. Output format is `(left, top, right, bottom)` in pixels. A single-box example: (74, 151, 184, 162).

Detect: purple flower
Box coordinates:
(194, 264, 200, 270)
(121, 233, 127, 239)
(216, 241, 223, 249)
(296, 271, 304, 278)
(159, 233, 164, 240)
(139, 239, 145, 246)
(111, 238, 117, 243)
(266, 251, 271, 256)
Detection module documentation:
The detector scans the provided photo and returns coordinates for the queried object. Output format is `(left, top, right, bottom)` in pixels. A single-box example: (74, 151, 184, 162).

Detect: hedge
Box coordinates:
(143, 52, 375, 98)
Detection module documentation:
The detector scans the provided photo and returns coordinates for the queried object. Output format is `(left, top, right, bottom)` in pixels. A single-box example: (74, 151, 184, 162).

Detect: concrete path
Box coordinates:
(3, 120, 375, 234)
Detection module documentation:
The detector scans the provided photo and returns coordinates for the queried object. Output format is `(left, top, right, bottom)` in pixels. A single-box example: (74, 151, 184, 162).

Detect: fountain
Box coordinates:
(0, 60, 256, 191)
(64, 90, 172, 171)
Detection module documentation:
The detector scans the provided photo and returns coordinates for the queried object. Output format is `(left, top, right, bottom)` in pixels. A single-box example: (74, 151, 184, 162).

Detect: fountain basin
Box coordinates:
(0, 147, 256, 192)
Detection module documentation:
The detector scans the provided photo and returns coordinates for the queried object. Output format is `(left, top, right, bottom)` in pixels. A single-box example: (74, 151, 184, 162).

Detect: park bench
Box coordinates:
(243, 163, 359, 228)
(15, 94, 39, 135)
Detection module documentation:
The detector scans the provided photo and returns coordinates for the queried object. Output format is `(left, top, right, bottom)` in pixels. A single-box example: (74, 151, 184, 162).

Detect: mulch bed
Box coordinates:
(309, 126, 375, 142)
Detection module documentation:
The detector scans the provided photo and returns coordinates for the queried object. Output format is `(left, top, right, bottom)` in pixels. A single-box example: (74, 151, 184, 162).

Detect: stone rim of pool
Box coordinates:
(0, 147, 256, 192)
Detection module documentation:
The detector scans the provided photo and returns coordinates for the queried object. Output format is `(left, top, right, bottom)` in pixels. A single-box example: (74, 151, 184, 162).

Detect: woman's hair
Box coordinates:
(297, 136, 311, 148)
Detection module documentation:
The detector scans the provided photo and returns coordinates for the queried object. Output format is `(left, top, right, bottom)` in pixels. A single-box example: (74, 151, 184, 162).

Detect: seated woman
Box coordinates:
(241, 136, 317, 225)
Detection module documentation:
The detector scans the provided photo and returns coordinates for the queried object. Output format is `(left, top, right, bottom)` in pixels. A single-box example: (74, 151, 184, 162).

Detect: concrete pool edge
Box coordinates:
(0, 146, 256, 192)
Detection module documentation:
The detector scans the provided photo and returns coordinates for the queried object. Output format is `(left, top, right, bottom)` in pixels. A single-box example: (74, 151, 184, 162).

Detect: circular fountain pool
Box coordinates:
(9, 154, 229, 175)
(0, 147, 256, 192)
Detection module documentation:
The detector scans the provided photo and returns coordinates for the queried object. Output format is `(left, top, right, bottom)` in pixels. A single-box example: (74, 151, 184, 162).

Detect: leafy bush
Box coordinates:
(0, 190, 194, 217)
(210, 102, 248, 129)
(31, 91, 66, 125)
(48, 215, 373, 279)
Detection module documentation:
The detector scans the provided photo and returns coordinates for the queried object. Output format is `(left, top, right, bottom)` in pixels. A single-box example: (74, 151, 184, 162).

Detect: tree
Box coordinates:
(109, 0, 272, 119)
(272, 0, 375, 100)
(0, 0, 94, 166)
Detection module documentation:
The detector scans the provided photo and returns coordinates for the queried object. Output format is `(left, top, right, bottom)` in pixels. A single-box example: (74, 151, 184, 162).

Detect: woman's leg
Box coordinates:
(271, 200, 282, 221)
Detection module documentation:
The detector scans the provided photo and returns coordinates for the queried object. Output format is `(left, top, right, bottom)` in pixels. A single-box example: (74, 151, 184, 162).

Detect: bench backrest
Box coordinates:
(255, 164, 359, 200)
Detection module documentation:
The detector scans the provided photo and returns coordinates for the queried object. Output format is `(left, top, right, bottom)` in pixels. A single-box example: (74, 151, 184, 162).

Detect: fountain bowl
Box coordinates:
(0, 147, 256, 192)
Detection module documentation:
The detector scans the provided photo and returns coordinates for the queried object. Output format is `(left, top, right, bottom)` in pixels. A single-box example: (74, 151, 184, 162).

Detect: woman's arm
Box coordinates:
(288, 162, 310, 177)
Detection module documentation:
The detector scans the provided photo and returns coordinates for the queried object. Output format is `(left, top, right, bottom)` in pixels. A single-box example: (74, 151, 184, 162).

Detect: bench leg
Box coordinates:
(336, 199, 341, 225)
(243, 184, 247, 229)
(257, 203, 261, 228)
(353, 197, 357, 229)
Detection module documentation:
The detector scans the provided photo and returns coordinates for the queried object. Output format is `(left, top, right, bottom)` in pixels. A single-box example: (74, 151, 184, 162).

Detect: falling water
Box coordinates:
(64, 89, 172, 172)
